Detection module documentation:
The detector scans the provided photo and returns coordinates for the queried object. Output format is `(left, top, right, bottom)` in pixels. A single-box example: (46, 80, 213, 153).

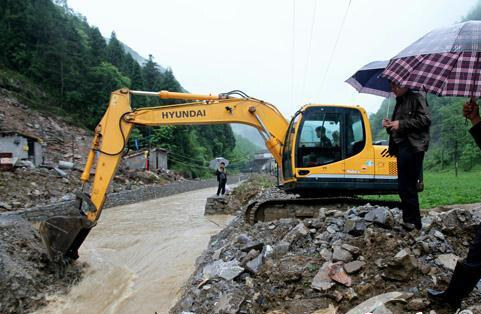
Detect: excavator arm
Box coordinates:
(40, 88, 289, 259)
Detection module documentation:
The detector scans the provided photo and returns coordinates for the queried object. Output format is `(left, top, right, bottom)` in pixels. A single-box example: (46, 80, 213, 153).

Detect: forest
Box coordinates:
(0, 0, 247, 177)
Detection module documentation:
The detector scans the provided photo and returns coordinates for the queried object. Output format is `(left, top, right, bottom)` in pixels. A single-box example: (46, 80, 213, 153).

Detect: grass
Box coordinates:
(366, 170, 481, 210)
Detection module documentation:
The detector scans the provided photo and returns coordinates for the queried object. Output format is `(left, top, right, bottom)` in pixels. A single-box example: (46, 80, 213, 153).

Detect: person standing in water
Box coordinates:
(216, 162, 227, 197)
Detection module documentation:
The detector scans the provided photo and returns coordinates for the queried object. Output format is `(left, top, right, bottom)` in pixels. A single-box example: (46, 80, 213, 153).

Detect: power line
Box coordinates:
(319, 0, 352, 96)
(300, 0, 318, 101)
(290, 0, 296, 108)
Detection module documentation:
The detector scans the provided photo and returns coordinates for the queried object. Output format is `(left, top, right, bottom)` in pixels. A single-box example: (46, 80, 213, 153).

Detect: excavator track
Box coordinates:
(244, 196, 401, 225)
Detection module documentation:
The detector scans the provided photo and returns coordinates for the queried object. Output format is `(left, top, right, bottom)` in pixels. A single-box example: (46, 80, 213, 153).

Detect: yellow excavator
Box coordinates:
(39, 89, 399, 260)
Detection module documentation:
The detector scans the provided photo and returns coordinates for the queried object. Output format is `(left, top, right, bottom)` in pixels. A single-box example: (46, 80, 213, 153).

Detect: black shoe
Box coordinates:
(401, 222, 416, 231)
(427, 289, 460, 308)
(427, 261, 481, 308)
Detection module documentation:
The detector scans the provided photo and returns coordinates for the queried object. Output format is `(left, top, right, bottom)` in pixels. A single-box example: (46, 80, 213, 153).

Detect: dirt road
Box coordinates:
(35, 187, 232, 314)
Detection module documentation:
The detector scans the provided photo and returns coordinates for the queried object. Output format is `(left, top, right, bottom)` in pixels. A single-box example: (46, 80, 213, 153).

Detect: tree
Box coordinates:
(106, 32, 125, 70)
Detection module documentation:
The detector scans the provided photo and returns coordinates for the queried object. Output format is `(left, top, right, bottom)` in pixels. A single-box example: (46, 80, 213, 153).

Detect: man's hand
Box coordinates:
(464, 100, 481, 126)
(382, 118, 391, 128)
(388, 120, 400, 131)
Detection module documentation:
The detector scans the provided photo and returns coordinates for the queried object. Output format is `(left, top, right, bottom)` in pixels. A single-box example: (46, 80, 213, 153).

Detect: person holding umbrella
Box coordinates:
(215, 162, 228, 197)
(426, 101, 481, 308)
(382, 82, 431, 231)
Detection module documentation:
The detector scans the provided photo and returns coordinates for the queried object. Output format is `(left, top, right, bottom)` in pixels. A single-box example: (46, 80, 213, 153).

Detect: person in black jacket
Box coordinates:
(382, 82, 431, 230)
(216, 162, 227, 197)
(427, 100, 481, 308)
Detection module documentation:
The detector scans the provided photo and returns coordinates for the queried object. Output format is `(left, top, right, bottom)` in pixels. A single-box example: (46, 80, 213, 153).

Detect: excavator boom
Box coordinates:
(39, 88, 289, 260)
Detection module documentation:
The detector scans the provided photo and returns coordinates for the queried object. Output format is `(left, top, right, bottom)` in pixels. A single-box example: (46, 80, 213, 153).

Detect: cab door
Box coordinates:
(343, 107, 375, 182)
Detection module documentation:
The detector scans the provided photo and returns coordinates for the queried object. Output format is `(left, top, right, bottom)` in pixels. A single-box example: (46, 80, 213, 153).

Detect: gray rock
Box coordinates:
(203, 260, 244, 281)
(240, 249, 260, 266)
(282, 222, 309, 245)
(241, 242, 264, 252)
(214, 292, 245, 314)
(246, 253, 264, 274)
(406, 298, 430, 311)
(320, 248, 333, 261)
(0, 202, 12, 210)
(435, 253, 459, 271)
(341, 243, 360, 255)
(272, 241, 290, 258)
(344, 260, 365, 274)
(327, 225, 339, 234)
(332, 246, 354, 263)
(344, 218, 367, 236)
(364, 207, 394, 228)
(53, 167, 67, 177)
(432, 230, 445, 241)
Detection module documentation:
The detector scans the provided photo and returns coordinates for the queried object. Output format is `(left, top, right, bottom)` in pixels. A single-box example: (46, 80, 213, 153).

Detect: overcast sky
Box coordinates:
(68, 0, 476, 118)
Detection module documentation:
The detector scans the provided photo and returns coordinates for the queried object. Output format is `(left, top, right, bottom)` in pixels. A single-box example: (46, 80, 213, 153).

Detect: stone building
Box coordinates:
(0, 131, 43, 167)
(123, 148, 168, 171)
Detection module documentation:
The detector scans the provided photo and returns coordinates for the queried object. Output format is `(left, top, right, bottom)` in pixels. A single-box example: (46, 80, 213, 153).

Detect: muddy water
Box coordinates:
(35, 187, 232, 314)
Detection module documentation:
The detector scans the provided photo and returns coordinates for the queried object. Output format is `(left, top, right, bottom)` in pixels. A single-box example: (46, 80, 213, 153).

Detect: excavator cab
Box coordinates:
(281, 105, 398, 196)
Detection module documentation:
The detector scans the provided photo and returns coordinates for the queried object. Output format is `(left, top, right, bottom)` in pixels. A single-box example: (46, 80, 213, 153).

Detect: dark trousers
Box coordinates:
(217, 181, 226, 195)
(466, 223, 481, 267)
(397, 141, 424, 228)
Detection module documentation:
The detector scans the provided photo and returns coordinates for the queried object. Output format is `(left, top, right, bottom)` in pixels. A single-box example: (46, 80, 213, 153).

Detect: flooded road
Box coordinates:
(35, 187, 232, 314)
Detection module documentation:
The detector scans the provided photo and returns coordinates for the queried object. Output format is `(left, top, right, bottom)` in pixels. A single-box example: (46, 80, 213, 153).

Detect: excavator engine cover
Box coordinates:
(39, 214, 93, 260)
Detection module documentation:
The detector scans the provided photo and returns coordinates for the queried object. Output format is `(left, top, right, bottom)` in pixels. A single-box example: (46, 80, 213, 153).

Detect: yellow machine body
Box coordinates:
(39, 89, 398, 260)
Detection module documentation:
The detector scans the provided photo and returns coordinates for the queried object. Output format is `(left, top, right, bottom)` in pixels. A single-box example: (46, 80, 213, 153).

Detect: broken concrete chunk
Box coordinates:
(282, 222, 309, 245)
(372, 304, 393, 314)
(346, 291, 413, 314)
(203, 260, 244, 281)
(328, 262, 352, 287)
(58, 160, 74, 169)
(53, 167, 67, 177)
(311, 262, 335, 291)
(332, 246, 353, 263)
(436, 253, 459, 271)
(344, 261, 365, 274)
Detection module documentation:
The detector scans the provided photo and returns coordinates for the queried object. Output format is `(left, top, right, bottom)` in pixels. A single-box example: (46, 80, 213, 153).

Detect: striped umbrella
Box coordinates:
(381, 21, 481, 99)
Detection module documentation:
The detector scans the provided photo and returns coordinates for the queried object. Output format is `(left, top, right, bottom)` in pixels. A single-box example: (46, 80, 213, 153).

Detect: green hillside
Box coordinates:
(0, 0, 237, 178)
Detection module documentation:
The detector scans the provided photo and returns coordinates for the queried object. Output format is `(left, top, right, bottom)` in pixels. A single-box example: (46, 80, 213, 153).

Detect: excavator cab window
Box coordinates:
(346, 109, 365, 158)
(295, 107, 366, 168)
(296, 108, 342, 167)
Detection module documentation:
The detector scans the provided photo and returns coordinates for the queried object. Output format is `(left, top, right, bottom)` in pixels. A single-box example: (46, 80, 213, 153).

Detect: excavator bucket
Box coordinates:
(39, 214, 94, 260)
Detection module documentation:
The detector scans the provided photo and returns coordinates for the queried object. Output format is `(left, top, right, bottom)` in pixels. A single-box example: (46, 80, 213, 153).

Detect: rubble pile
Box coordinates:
(172, 198, 481, 314)
(0, 95, 92, 164)
(0, 214, 84, 313)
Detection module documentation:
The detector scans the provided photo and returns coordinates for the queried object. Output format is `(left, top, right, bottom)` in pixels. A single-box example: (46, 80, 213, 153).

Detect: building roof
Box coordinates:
(124, 148, 169, 159)
(0, 131, 42, 143)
